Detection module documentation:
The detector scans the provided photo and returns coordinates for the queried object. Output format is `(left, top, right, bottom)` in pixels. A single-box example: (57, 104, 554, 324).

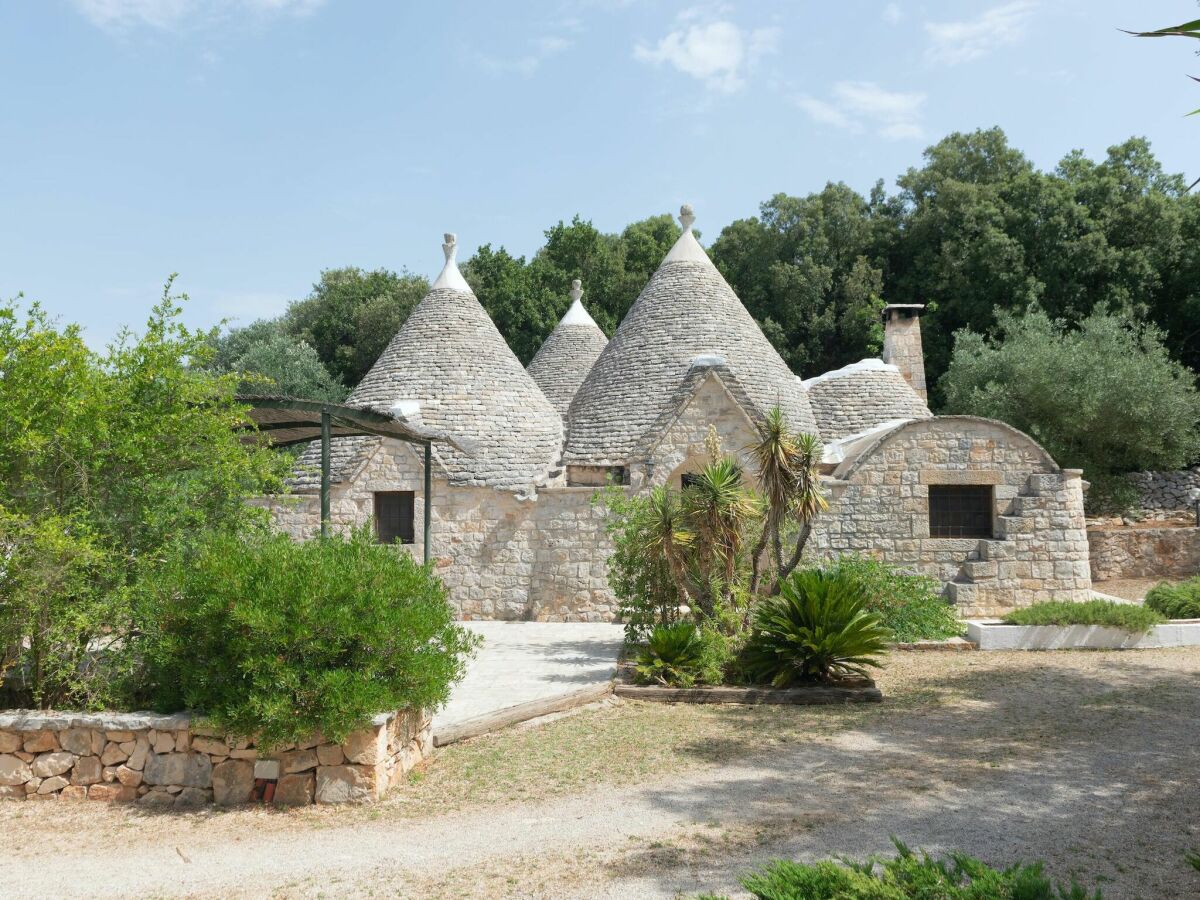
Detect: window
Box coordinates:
(928, 485, 993, 539)
(680, 473, 702, 489)
(374, 491, 415, 545)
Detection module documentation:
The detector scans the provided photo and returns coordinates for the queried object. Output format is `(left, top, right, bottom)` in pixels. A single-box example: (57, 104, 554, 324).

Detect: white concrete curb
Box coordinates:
(965, 618, 1200, 650)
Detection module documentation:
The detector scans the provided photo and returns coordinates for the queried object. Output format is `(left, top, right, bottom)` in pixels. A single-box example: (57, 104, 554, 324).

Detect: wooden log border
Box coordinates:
(432, 681, 614, 747)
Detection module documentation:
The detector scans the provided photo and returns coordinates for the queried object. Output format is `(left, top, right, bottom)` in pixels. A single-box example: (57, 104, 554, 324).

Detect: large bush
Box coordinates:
(941, 308, 1200, 510)
(1003, 599, 1163, 631)
(1145, 578, 1200, 619)
(821, 555, 961, 642)
(0, 289, 288, 708)
(135, 528, 476, 749)
(739, 570, 890, 686)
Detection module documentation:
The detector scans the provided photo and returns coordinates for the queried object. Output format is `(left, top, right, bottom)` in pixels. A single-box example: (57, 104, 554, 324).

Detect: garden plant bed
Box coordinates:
(966, 618, 1200, 651)
(615, 662, 882, 704)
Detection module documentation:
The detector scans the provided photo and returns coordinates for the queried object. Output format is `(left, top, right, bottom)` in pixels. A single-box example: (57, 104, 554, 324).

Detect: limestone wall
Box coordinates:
(814, 418, 1092, 616)
(1088, 526, 1200, 581)
(0, 708, 430, 806)
(1127, 467, 1200, 515)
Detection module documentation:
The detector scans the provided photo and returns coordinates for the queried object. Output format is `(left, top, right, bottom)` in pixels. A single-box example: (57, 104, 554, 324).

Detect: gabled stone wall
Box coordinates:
(0, 708, 430, 806)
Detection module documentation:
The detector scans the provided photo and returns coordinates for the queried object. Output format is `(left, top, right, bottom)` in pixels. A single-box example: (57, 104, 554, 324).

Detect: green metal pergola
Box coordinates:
(236, 396, 464, 562)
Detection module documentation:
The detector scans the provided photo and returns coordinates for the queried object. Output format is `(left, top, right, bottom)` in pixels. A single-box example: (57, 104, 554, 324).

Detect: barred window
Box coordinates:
(928, 485, 993, 539)
(374, 491, 415, 545)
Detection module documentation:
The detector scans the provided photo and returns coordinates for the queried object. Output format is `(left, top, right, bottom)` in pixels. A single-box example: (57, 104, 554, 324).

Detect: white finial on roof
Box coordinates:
(664, 202, 713, 265)
(679, 203, 696, 232)
(432, 231, 472, 293)
(559, 278, 599, 327)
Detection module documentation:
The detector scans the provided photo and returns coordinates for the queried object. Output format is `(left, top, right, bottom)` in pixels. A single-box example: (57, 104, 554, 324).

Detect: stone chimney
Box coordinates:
(881, 304, 927, 400)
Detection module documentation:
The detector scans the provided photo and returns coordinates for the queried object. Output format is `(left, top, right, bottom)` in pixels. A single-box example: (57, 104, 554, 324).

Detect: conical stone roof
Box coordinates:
(527, 280, 609, 417)
(803, 359, 931, 442)
(564, 205, 820, 464)
(299, 233, 563, 490)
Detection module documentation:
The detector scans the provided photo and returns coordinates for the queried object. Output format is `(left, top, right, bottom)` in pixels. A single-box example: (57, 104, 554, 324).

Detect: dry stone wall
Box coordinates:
(0, 708, 430, 806)
(1127, 467, 1200, 515)
(1088, 526, 1200, 581)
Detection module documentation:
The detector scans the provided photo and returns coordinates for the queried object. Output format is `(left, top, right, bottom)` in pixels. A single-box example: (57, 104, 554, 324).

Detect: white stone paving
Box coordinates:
(433, 621, 625, 729)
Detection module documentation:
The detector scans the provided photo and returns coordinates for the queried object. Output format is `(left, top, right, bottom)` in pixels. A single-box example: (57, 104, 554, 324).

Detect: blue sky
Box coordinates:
(2, 1, 1197, 346)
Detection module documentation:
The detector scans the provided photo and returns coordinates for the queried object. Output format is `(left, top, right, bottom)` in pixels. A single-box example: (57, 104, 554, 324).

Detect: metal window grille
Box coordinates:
(928, 485, 993, 538)
(680, 473, 702, 489)
(374, 491, 415, 545)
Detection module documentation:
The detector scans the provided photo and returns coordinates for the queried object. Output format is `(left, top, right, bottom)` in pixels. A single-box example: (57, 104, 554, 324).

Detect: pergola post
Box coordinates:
(423, 440, 432, 563)
(320, 407, 331, 539)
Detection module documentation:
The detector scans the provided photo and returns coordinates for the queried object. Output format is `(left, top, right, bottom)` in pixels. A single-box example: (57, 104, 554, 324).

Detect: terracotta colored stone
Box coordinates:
(88, 783, 137, 802)
(115, 765, 143, 788)
(72, 755, 102, 785)
(60, 785, 88, 801)
(105, 730, 135, 742)
(23, 731, 59, 753)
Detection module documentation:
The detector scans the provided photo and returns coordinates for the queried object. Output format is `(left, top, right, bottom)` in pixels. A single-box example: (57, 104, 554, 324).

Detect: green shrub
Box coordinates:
(1002, 599, 1163, 631)
(1145, 578, 1200, 620)
(135, 528, 477, 749)
(735, 838, 1099, 899)
(635, 622, 727, 687)
(740, 570, 890, 686)
(822, 556, 961, 642)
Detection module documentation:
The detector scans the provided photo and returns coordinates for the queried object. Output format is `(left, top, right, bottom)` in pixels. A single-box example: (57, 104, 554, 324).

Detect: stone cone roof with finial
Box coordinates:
(564, 205, 820, 465)
(802, 359, 931, 441)
(527, 280, 609, 417)
(294, 233, 563, 490)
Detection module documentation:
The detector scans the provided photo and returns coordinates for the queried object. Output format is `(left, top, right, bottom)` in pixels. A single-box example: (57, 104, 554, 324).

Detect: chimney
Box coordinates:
(881, 304, 927, 400)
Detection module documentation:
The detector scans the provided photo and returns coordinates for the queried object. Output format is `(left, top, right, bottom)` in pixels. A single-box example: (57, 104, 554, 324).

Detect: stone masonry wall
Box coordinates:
(1127, 466, 1200, 514)
(262, 438, 618, 622)
(0, 708, 430, 806)
(812, 418, 1092, 616)
(1088, 526, 1200, 581)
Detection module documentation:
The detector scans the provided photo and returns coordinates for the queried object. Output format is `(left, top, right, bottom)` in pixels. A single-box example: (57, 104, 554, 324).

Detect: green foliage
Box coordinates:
(821, 556, 961, 642)
(0, 288, 289, 708)
(135, 528, 477, 749)
(1002, 599, 1164, 631)
(285, 266, 429, 387)
(740, 570, 890, 685)
(1145, 577, 1200, 619)
(634, 621, 726, 687)
(940, 307, 1200, 509)
(209, 318, 346, 401)
(736, 838, 1099, 899)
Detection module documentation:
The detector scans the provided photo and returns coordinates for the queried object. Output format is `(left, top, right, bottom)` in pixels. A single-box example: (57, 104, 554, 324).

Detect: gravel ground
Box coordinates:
(3, 650, 1199, 899)
(1094, 578, 1175, 602)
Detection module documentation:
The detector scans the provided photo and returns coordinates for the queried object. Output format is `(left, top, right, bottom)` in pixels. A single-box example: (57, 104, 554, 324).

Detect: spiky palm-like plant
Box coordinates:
(635, 621, 709, 687)
(741, 569, 889, 685)
(642, 485, 694, 611)
(682, 457, 760, 616)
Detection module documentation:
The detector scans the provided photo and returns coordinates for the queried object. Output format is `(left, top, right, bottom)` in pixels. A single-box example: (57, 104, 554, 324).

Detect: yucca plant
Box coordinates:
(741, 569, 889, 685)
(635, 621, 710, 687)
(681, 457, 760, 617)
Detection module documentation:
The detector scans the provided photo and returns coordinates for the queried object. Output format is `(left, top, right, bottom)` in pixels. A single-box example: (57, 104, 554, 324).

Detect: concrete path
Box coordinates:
(433, 621, 625, 730)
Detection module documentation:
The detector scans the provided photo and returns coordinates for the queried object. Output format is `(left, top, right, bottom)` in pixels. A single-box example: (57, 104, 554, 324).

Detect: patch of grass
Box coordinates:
(1002, 599, 1163, 631)
(1145, 577, 1200, 619)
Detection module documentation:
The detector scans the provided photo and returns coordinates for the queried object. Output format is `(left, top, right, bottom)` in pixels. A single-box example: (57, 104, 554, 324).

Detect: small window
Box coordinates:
(375, 491, 415, 545)
(680, 473, 702, 490)
(928, 485, 993, 539)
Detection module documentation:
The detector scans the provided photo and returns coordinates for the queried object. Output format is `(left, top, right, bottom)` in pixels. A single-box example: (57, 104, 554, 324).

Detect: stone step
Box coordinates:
(977, 539, 1014, 561)
(961, 559, 998, 582)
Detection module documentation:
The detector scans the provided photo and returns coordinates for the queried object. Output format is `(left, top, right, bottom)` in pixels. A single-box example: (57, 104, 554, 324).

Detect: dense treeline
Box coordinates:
(216, 127, 1200, 408)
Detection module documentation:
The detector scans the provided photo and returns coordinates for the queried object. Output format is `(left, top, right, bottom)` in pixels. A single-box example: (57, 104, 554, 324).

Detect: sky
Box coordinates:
(2, 0, 1197, 346)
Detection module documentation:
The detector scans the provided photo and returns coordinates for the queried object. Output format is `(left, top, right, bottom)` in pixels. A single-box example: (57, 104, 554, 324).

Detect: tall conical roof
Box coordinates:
(336, 233, 562, 489)
(803, 359, 931, 441)
(527, 280, 609, 417)
(564, 205, 820, 464)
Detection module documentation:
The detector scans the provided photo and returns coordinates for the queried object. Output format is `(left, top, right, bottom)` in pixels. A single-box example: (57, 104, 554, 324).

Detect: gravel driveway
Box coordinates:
(2, 649, 1198, 898)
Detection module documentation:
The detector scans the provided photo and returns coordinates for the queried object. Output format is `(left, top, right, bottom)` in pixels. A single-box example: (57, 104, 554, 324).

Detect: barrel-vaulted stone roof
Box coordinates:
(526, 280, 608, 417)
(564, 205, 820, 464)
(293, 234, 563, 491)
(802, 358, 931, 442)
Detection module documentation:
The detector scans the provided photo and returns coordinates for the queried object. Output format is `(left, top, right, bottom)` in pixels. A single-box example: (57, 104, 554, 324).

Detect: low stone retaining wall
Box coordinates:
(1088, 526, 1200, 581)
(1127, 466, 1200, 513)
(966, 619, 1200, 651)
(0, 708, 431, 807)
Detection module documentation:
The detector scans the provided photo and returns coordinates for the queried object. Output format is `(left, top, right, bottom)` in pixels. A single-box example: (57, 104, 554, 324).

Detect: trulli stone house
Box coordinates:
(265, 206, 1092, 620)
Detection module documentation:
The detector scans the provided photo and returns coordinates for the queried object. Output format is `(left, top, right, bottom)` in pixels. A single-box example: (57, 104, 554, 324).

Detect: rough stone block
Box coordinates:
(279, 749, 318, 774)
(342, 725, 386, 766)
(37, 775, 69, 794)
(211, 759, 254, 806)
(315, 765, 376, 804)
(315, 743, 344, 767)
(60, 785, 88, 801)
(31, 752, 76, 778)
(274, 772, 315, 807)
(143, 752, 212, 788)
(72, 755, 102, 786)
(23, 731, 59, 754)
(100, 742, 128, 767)
(0, 732, 20, 754)
(0, 755, 32, 786)
(60, 728, 94, 756)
